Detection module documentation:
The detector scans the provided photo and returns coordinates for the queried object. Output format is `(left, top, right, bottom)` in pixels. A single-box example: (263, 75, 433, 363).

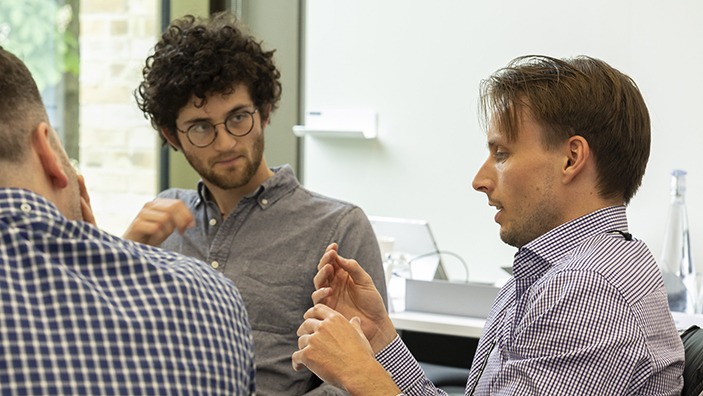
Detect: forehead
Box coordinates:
(179, 84, 252, 118)
(487, 107, 545, 147)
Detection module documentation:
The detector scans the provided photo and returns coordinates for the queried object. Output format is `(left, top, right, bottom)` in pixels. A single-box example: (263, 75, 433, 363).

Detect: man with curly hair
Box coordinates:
(124, 12, 387, 395)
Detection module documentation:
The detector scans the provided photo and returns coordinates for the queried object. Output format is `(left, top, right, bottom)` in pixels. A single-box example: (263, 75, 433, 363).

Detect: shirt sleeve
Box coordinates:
(488, 270, 652, 395)
(376, 336, 450, 396)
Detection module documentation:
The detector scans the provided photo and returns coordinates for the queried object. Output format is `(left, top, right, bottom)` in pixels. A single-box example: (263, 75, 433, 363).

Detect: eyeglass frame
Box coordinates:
(175, 108, 259, 148)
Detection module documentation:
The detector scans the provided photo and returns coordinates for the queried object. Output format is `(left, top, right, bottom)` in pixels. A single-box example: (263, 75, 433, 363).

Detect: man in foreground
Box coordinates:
(0, 46, 255, 394)
(124, 12, 386, 395)
(293, 55, 685, 395)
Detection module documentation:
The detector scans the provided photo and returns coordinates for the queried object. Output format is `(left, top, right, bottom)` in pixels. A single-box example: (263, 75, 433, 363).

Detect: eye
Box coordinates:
(493, 147, 509, 162)
(187, 121, 213, 135)
(228, 112, 249, 124)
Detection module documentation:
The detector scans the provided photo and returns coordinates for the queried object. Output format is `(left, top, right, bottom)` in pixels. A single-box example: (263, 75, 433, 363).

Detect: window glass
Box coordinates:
(1, 0, 159, 235)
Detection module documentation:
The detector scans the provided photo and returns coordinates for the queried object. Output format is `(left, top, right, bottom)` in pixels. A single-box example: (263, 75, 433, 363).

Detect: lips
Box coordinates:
(488, 201, 503, 223)
(213, 154, 243, 167)
(494, 209, 503, 224)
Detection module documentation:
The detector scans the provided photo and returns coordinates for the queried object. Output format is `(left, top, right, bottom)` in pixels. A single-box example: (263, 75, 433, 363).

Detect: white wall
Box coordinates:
(301, 0, 703, 283)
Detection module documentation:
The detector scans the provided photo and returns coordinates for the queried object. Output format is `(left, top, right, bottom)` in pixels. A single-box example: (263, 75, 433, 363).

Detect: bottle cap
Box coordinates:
(671, 169, 687, 197)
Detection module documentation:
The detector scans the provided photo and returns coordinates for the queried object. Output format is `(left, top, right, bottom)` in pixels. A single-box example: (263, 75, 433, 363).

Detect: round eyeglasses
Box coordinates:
(176, 108, 258, 148)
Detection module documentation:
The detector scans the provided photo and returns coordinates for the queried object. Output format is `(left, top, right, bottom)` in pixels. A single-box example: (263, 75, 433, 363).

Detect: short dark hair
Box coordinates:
(480, 55, 650, 204)
(135, 12, 282, 147)
(0, 46, 46, 162)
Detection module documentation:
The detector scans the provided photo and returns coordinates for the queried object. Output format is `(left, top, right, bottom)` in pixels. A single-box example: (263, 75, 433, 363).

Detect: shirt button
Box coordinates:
(209, 218, 217, 226)
(210, 261, 220, 269)
(20, 203, 31, 213)
(261, 198, 269, 205)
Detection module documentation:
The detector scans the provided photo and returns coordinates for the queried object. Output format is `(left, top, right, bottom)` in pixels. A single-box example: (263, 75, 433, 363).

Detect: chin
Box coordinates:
(499, 231, 521, 248)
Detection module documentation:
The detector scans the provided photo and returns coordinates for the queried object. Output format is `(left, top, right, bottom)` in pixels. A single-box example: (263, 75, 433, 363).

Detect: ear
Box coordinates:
(259, 104, 272, 127)
(32, 122, 69, 189)
(161, 128, 181, 151)
(562, 135, 590, 183)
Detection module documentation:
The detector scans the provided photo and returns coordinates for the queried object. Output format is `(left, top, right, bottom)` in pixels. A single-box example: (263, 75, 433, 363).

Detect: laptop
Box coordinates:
(368, 215, 447, 281)
(368, 216, 500, 317)
(404, 278, 500, 318)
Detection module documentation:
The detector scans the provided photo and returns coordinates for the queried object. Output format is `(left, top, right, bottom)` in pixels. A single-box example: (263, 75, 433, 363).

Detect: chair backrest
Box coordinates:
(681, 325, 703, 396)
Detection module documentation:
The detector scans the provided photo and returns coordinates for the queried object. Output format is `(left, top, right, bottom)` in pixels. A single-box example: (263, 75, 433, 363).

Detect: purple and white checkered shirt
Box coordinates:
(0, 188, 255, 395)
(378, 206, 685, 395)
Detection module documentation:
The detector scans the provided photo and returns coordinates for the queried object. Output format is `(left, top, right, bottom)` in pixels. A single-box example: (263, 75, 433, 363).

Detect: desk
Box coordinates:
(391, 310, 703, 339)
(671, 311, 703, 330)
(390, 310, 485, 338)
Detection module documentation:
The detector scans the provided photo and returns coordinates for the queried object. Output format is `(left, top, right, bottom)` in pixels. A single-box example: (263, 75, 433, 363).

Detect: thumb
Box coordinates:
(333, 252, 373, 285)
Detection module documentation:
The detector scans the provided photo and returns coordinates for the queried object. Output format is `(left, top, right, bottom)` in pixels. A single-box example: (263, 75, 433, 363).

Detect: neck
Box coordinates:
(560, 189, 624, 226)
(204, 160, 274, 217)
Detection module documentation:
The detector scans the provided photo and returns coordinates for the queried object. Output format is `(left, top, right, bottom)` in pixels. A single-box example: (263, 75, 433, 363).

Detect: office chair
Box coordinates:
(681, 325, 703, 396)
(420, 361, 468, 395)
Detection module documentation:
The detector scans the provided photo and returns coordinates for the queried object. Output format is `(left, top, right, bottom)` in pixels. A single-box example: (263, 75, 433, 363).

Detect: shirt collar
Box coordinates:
(0, 187, 65, 222)
(195, 164, 299, 209)
(513, 205, 629, 280)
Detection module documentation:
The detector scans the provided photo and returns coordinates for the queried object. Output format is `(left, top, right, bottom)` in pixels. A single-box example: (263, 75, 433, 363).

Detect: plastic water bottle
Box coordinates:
(659, 169, 697, 313)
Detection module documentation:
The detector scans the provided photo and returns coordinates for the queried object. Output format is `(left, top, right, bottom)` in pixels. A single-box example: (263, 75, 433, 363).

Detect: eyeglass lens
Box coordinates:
(186, 110, 256, 147)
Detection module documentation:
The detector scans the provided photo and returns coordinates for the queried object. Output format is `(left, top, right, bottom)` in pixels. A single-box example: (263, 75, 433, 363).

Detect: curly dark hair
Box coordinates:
(136, 12, 282, 147)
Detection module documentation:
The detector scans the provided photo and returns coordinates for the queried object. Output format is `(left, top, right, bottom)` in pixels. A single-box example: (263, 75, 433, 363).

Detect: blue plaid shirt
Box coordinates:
(378, 206, 685, 395)
(0, 188, 255, 395)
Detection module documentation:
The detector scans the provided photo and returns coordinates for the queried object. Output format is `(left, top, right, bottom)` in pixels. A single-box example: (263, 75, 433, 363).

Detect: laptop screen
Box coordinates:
(368, 216, 447, 281)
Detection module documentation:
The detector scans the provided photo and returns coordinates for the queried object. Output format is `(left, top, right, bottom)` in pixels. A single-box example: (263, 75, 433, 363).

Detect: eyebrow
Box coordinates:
(182, 104, 255, 125)
(486, 138, 501, 150)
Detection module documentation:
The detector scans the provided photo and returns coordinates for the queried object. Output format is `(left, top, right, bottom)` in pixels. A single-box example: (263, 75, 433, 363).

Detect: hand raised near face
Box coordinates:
(77, 175, 96, 226)
(123, 198, 194, 246)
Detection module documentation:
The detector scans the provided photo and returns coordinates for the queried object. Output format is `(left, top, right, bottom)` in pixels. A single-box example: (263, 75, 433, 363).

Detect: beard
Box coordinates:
(181, 131, 265, 190)
(499, 203, 561, 248)
(498, 174, 560, 248)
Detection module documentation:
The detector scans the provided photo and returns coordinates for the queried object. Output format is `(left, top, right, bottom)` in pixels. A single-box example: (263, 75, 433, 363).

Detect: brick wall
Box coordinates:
(79, 0, 158, 235)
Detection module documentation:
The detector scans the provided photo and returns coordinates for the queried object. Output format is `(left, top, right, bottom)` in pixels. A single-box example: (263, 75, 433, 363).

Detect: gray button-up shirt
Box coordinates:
(159, 165, 387, 395)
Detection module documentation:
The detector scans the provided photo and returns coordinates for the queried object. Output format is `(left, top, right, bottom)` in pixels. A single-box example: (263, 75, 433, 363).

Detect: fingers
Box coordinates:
(297, 317, 318, 338)
(151, 199, 195, 232)
(123, 198, 194, 246)
(315, 248, 373, 289)
(293, 305, 332, 372)
(302, 303, 335, 322)
(311, 287, 332, 305)
(293, 307, 377, 386)
(313, 262, 335, 290)
(331, 250, 375, 287)
(316, 244, 338, 271)
(80, 198, 96, 225)
(326, 242, 339, 253)
(77, 175, 96, 225)
(293, 305, 349, 375)
(291, 349, 307, 372)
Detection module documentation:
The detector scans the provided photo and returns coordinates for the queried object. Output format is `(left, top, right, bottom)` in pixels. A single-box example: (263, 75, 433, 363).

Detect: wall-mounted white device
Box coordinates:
(293, 108, 377, 139)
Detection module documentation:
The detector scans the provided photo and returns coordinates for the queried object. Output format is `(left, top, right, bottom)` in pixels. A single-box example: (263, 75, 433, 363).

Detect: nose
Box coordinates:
(472, 159, 492, 194)
(211, 123, 237, 150)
